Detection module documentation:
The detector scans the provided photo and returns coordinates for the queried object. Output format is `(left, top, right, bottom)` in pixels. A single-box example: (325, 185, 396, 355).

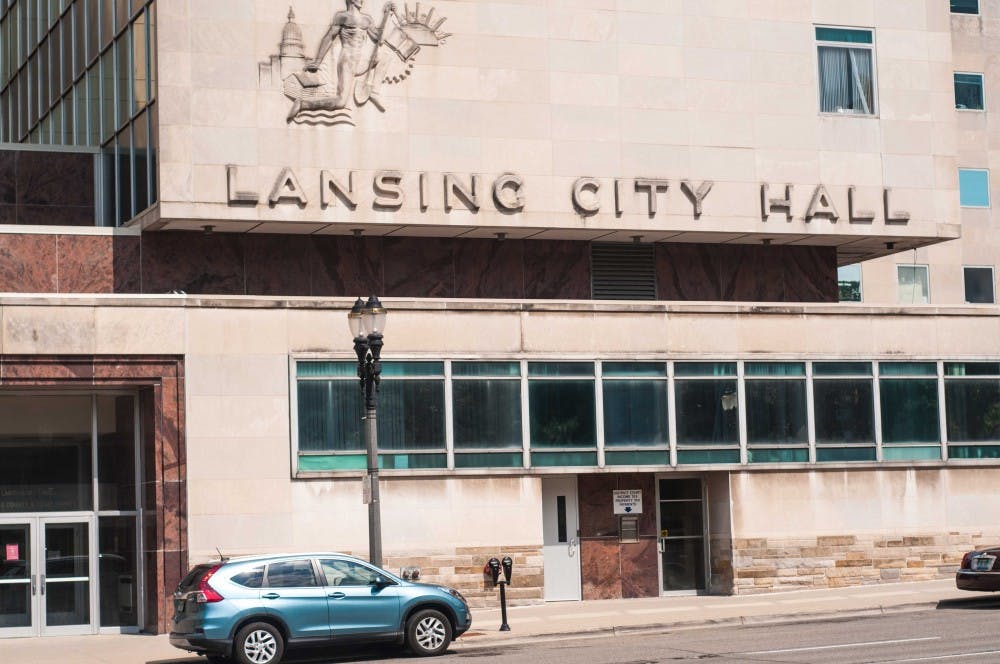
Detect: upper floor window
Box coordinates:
(838, 264, 862, 302)
(959, 168, 991, 208)
(897, 265, 930, 304)
(951, 0, 980, 14)
(964, 266, 995, 304)
(955, 72, 985, 110)
(816, 27, 875, 116)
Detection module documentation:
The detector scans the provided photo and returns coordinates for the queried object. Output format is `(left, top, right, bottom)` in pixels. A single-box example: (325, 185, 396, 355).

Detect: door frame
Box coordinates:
(654, 475, 711, 596)
(0, 515, 98, 637)
(541, 475, 582, 602)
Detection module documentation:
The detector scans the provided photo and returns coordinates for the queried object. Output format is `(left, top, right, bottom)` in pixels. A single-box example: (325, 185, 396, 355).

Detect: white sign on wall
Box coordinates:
(613, 489, 643, 515)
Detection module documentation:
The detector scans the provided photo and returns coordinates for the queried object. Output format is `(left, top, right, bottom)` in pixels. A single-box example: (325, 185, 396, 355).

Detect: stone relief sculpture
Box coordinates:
(259, 1, 450, 127)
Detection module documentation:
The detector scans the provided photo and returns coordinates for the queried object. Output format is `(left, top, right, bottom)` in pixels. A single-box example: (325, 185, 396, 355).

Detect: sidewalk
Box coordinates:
(2, 579, 982, 663)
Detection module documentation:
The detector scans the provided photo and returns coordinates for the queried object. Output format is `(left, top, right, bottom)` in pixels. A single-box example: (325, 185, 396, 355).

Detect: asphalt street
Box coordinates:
(176, 597, 1000, 664)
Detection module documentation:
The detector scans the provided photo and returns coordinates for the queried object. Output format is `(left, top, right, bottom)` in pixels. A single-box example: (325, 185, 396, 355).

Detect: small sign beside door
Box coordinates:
(613, 489, 643, 515)
(4, 543, 18, 561)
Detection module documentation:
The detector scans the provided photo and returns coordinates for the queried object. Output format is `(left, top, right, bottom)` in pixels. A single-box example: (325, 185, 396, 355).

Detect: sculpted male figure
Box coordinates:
(287, 0, 395, 120)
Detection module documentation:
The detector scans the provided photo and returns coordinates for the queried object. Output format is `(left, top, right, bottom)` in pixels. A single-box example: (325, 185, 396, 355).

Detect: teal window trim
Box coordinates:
(815, 26, 874, 45)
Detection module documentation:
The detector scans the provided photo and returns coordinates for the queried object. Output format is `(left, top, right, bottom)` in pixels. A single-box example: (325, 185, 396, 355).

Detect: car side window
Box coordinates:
(320, 559, 381, 587)
(230, 565, 264, 588)
(265, 560, 318, 588)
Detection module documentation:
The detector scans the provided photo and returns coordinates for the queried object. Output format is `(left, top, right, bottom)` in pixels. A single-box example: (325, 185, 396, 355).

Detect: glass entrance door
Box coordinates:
(0, 518, 95, 637)
(656, 478, 708, 594)
(0, 521, 34, 637)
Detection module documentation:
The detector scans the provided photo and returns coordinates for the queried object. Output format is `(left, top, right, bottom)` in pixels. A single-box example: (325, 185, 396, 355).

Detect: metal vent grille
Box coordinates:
(591, 243, 656, 300)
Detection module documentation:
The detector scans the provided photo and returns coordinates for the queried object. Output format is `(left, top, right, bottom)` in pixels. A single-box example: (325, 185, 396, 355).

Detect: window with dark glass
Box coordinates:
(964, 266, 994, 304)
(945, 363, 1000, 459)
(951, 0, 980, 14)
(265, 560, 318, 588)
(955, 72, 985, 110)
(879, 363, 941, 461)
(529, 362, 596, 467)
(813, 362, 875, 462)
(674, 362, 739, 464)
(602, 362, 668, 466)
(452, 362, 522, 469)
(746, 363, 808, 463)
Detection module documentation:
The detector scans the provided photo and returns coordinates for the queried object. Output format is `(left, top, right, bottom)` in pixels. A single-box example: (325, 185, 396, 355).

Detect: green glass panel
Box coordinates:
(603, 380, 668, 446)
(530, 451, 598, 467)
(813, 379, 874, 443)
(882, 446, 941, 461)
(945, 380, 1000, 441)
(746, 380, 807, 444)
(381, 362, 443, 377)
(602, 362, 667, 377)
(945, 363, 1000, 377)
(453, 379, 522, 449)
(675, 380, 738, 445)
(529, 380, 596, 448)
(674, 362, 736, 377)
(879, 362, 937, 377)
(528, 362, 593, 377)
(676, 449, 740, 465)
(879, 379, 940, 443)
(297, 361, 355, 378)
(948, 445, 1000, 459)
(813, 362, 872, 376)
(452, 361, 520, 377)
(379, 453, 447, 470)
(745, 362, 805, 377)
(297, 454, 366, 471)
(454, 452, 524, 468)
(748, 448, 809, 464)
(815, 446, 877, 462)
(604, 450, 669, 466)
(815, 27, 873, 44)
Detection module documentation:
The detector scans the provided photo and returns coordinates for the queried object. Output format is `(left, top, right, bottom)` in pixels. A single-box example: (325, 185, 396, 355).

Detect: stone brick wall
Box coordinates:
(732, 533, 980, 594)
(381, 545, 543, 609)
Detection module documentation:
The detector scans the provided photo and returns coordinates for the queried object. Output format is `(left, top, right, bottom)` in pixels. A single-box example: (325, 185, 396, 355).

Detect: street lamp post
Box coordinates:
(349, 295, 387, 569)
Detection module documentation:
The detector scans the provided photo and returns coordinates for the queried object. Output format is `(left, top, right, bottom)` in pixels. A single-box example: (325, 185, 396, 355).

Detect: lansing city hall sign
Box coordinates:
(234, 2, 917, 234)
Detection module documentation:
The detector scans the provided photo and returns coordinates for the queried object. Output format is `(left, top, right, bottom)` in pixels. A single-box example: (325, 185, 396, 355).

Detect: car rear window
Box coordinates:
(231, 565, 264, 588)
(177, 564, 217, 593)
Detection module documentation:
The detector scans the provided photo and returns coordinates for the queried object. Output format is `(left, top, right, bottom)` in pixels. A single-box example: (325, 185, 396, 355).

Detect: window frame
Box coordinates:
(815, 24, 878, 118)
(954, 71, 986, 111)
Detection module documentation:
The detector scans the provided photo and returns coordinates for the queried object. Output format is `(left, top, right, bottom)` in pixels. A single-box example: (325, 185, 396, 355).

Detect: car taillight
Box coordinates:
(961, 552, 973, 569)
(196, 564, 224, 603)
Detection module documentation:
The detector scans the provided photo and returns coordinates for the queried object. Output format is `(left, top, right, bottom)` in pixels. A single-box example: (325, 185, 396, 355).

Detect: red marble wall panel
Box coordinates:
(580, 539, 621, 600)
(579, 474, 619, 537)
(384, 237, 456, 297)
(112, 236, 142, 294)
(310, 235, 382, 296)
(454, 239, 524, 298)
(0, 234, 58, 292)
(0, 356, 185, 634)
(141, 232, 244, 295)
(621, 538, 660, 598)
(57, 234, 114, 293)
(244, 234, 312, 296)
(0, 152, 14, 203)
(523, 240, 591, 299)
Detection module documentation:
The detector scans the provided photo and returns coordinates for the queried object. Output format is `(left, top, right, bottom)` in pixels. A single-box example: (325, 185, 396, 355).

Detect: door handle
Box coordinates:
(30, 575, 36, 596)
(40, 575, 46, 595)
(657, 539, 665, 554)
(327, 592, 346, 599)
(568, 537, 577, 557)
(262, 592, 280, 600)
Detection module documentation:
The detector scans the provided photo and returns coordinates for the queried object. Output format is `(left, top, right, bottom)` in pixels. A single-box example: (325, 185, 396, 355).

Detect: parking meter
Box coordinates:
(485, 557, 501, 587)
(501, 556, 513, 585)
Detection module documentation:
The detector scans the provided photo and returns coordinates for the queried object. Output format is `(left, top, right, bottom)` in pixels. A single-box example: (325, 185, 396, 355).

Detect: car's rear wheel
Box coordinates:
(406, 608, 452, 656)
(233, 622, 284, 664)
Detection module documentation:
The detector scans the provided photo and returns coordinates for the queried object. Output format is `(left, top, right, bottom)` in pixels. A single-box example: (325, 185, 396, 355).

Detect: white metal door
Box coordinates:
(541, 476, 582, 601)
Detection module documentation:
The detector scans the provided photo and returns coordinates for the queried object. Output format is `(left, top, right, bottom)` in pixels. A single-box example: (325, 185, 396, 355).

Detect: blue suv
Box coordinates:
(169, 553, 472, 663)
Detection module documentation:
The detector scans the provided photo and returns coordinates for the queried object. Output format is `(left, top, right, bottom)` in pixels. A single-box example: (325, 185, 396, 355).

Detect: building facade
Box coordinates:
(1, 0, 1000, 638)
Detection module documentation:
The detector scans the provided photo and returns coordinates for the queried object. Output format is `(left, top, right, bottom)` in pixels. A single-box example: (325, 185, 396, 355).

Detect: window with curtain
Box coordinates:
(897, 265, 930, 304)
(816, 27, 875, 115)
(452, 361, 523, 469)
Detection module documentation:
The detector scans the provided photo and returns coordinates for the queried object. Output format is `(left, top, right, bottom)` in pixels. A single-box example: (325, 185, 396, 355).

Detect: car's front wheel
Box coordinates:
(233, 622, 285, 664)
(406, 608, 453, 656)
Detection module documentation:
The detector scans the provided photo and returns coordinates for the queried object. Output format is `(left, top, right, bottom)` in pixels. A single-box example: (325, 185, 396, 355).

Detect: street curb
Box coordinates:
(453, 600, 945, 650)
